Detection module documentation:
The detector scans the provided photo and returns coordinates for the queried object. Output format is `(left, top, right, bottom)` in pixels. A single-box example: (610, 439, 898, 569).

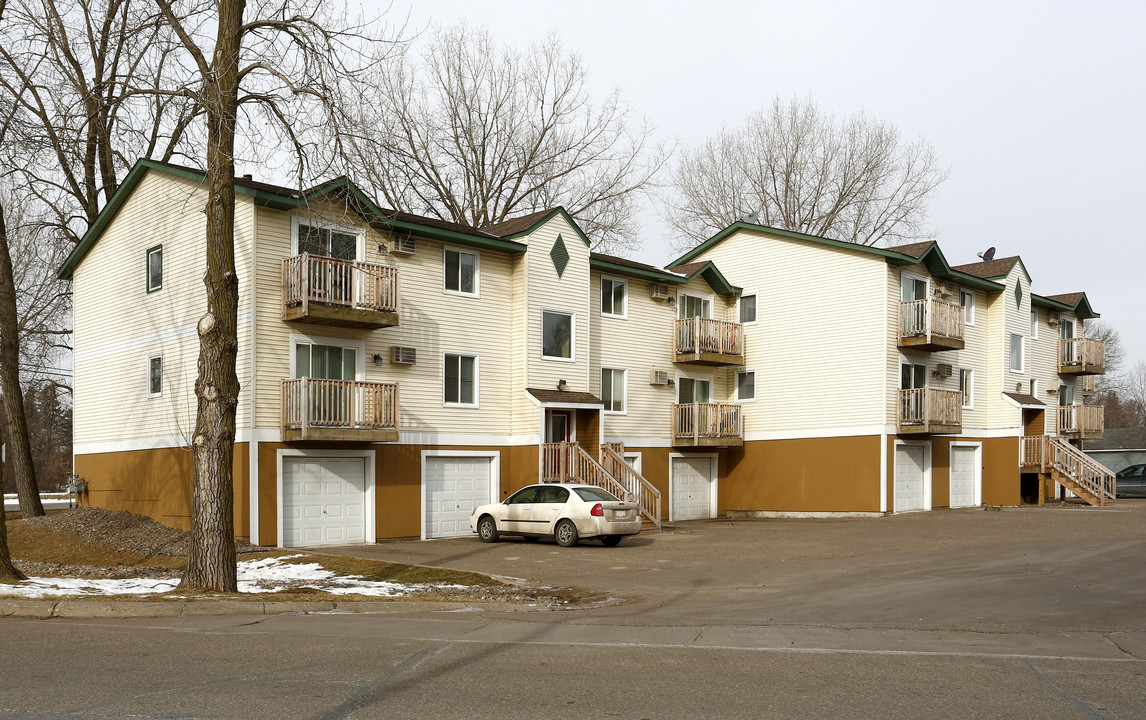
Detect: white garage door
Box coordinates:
(950, 446, 979, 508)
(282, 457, 366, 547)
(671, 456, 715, 521)
(425, 456, 494, 539)
(894, 445, 927, 512)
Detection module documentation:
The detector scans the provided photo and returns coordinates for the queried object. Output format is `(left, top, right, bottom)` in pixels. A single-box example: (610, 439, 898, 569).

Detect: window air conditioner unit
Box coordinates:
(935, 363, 953, 378)
(391, 236, 416, 256)
(650, 284, 672, 301)
(1047, 312, 1060, 326)
(390, 346, 416, 365)
(649, 369, 671, 385)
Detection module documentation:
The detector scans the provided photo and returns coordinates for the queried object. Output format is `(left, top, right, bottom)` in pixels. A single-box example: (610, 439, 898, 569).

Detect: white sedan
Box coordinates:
(470, 483, 643, 547)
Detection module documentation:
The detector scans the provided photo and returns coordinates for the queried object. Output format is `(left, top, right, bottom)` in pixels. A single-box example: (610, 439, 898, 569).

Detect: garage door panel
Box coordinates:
(425, 456, 494, 539)
(283, 456, 367, 548)
(894, 445, 926, 512)
(671, 457, 715, 521)
(950, 446, 978, 508)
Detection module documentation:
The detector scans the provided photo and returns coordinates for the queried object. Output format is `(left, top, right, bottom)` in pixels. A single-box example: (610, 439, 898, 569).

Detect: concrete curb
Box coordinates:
(0, 597, 521, 619)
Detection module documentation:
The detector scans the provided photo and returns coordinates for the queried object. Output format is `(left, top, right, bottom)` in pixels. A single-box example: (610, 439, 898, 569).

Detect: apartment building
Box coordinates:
(60, 160, 1111, 548)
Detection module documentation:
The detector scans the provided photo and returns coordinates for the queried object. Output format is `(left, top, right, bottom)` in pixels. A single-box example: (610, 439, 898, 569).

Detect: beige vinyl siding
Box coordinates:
(691, 228, 888, 432)
(1029, 309, 1078, 434)
(73, 170, 255, 445)
(509, 253, 534, 437)
(985, 266, 1032, 429)
(250, 204, 518, 437)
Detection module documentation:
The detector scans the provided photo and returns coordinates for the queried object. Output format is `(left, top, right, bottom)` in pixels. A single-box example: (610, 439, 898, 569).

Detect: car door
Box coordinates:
(1117, 465, 1145, 497)
(529, 486, 570, 533)
(501, 486, 539, 532)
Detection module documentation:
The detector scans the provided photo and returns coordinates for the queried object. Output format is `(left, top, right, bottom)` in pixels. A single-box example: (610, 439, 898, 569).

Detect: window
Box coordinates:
(444, 246, 479, 297)
(601, 368, 626, 413)
(1009, 333, 1024, 372)
(542, 310, 574, 360)
(959, 368, 973, 409)
(1058, 383, 1074, 407)
(738, 293, 757, 324)
(1059, 317, 1074, 340)
(1029, 379, 1038, 397)
(901, 275, 928, 302)
(735, 369, 756, 402)
(147, 354, 162, 397)
(677, 376, 712, 404)
(678, 293, 711, 319)
(959, 290, 975, 325)
(600, 277, 626, 318)
(900, 363, 926, 390)
(146, 246, 163, 292)
(1031, 310, 1039, 339)
(294, 220, 357, 261)
(444, 353, 477, 406)
(294, 342, 357, 380)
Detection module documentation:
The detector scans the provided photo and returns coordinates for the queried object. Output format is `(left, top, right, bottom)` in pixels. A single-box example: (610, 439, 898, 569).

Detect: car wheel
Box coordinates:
(522, 536, 540, 543)
(600, 535, 622, 547)
(477, 515, 499, 543)
(554, 519, 579, 547)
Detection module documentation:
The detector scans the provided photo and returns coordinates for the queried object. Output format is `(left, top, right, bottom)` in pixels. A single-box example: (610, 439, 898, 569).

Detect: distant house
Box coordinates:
(1085, 428, 1146, 474)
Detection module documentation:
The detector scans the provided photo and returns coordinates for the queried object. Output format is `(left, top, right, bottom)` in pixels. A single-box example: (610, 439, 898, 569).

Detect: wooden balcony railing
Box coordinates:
(282, 253, 399, 328)
(1056, 405, 1104, 439)
(898, 298, 965, 351)
(672, 403, 743, 446)
(1059, 338, 1105, 375)
(281, 377, 399, 442)
(674, 317, 744, 365)
(897, 388, 962, 434)
(1081, 375, 1097, 396)
(1020, 435, 1046, 469)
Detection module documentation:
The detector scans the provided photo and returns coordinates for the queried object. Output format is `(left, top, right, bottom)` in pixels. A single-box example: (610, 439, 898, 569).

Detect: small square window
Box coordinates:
(444, 247, 479, 296)
(736, 370, 756, 402)
(601, 277, 626, 318)
(542, 310, 574, 360)
(147, 354, 163, 397)
(146, 246, 163, 292)
(601, 368, 626, 413)
(444, 353, 477, 406)
(739, 294, 757, 324)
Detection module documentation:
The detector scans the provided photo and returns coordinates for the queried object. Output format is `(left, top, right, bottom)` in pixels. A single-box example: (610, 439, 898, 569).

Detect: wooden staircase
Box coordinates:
(539, 441, 662, 531)
(1022, 435, 1116, 506)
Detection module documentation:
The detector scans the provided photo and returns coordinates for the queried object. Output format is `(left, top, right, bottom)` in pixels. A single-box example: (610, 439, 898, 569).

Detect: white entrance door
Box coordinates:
(671, 456, 715, 521)
(949, 445, 979, 508)
(425, 456, 494, 539)
(282, 457, 366, 547)
(894, 445, 927, 512)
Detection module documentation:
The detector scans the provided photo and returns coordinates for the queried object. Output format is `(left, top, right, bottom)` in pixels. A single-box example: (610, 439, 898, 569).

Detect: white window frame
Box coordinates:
(676, 290, 715, 319)
(290, 215, 364, 261)
(1009, 333, 1025, 373)
(443, 244, 480, 298)
(541, 308, 576, 362)
(737, 292, 758, 325)
(443, 352, 480, 408)
(900, 360, 928, 390)
(1031, 310, 1039, 340)
(289, 333, 367, 380)
(623, 452, 642, 474)
(900, 271, 930, 302)
(146, 353, 163, 398)
(1029, 378, 1038, 397)
(146, 245, 163, 293)
(675, 369, 715, 404)
(600, 366, 627, 415)
(959, 368, 974, 409)
(959, 290, 975, 326)
(735, 368, 756, 403)
(599, 275, 628, 319)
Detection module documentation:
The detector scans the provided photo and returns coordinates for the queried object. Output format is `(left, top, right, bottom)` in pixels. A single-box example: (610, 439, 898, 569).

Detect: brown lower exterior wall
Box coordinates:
(74, 443, 250, 539)
(885, 435, 1021, 510)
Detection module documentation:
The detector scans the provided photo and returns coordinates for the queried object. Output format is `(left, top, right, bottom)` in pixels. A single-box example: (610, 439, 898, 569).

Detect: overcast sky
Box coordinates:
(382, 0, 1145, 366)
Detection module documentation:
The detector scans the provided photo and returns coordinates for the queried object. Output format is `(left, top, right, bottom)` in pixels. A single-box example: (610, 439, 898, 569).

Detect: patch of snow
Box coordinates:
(3, 493, 72, 511)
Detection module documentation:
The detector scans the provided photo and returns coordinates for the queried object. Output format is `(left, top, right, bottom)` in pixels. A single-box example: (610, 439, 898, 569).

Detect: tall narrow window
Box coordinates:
(600, 277, 626, 318)
(959, 290, 975, 325)
(1059, 318, 1074, 339)
(738, 293, 757, 324)
(444, 353, 477, 406)
(146, 246, 163, 292)
(147, 354, 163, 397)
(601, 368, 626, 413)
(959, 368, 973, 409)
(1030, 310, 1038, 339)
(736, 369, 756, 401)
(1009, 334, 1024, 372)
(542, 310, 574, 360)
(1058, 383, 1074, 406)
(444, 247, 479, 296)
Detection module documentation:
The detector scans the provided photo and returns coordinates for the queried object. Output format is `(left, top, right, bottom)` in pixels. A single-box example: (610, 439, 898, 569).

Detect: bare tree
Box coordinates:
(1084, 320, 1124, 394)
(347, 23, 667, 253)
(664, 95, 948, 253)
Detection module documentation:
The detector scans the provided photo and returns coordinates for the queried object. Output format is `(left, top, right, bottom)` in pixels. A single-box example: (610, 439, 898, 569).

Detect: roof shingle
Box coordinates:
(950, 256, 1020, 279)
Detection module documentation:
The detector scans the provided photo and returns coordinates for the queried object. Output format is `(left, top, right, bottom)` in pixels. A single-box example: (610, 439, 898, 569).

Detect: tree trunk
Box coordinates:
(183, 0, 244, 592)
(0, 199, 43, 518)
(0, 505, 24, 580)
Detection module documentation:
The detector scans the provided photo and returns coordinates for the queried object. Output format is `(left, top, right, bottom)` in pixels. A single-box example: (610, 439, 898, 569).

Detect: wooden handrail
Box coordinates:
(539, 442, 631, 502)
(897, 389, 962, 426)
(281, 378, 399, 439)
(1059, 338, 1105, 369)
(898, 298, 965, 342)
(672, 403, 742, 442)
(1047, 437, 1116, 505)
(282, 253, 399, 313)
(674, 317, 744, 357)
(1056, 405, 1104, 436)
(600, 444, 661, 529)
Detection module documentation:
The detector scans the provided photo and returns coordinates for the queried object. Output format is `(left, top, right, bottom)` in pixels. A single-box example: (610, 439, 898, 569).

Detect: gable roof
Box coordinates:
(58, 159, 533, 279)
(482, 207, 591, 248)
(588, 252, 740, 296)
(891, 240, 938, 258)
(666, 260, 741, 296)
(1032, 291, 1100, 319)
(950, 256, 1021, 279)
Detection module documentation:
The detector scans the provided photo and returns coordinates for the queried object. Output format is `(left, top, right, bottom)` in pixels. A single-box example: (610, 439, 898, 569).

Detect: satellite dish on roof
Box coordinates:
(741, 210, 761, 225)
(977, 246, 996, 261)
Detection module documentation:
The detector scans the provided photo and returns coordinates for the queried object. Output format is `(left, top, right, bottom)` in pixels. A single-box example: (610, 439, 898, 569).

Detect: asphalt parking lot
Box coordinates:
(4, 502, 1145, 719)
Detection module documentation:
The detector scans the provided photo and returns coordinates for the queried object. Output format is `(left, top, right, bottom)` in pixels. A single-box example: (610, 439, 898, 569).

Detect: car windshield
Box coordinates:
(574, 487, 620, 502)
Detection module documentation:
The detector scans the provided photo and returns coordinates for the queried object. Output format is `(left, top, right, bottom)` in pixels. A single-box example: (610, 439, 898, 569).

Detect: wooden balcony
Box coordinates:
(281, 378, 399, 442)
(1081, 375, 1097, 396)
(897, 389, 962, 435)
(674, 317, 744, 366)
(282, 254, 399, 329)
(672, 403, 743, 447)
(898, 298, 965, 351)
(1056, 405, 1103, 440)
(1058, 338, 1105, 376)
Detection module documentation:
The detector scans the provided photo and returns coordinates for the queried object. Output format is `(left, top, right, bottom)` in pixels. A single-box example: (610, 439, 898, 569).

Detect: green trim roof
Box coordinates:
(487, 207, 592, 248)
(589, 253, 740, 295)
(1032, 292, 1100, 320)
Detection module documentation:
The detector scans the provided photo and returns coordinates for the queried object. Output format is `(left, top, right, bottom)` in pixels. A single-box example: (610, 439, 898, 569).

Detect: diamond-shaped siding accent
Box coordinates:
(550, 234, 569, 278)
